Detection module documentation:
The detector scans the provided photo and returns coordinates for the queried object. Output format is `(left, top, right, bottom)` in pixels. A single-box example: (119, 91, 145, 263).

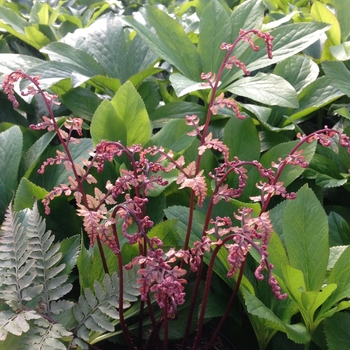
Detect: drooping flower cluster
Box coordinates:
(207, 209, 287, 300)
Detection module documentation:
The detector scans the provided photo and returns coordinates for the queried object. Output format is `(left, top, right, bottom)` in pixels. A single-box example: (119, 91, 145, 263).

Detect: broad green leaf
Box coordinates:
(13, 178, 48, 212)
(322, 61, 350, 97)
(304, 153, 347, 188)
(0, 126, 22, 222)
(265, 231, 289, 281)
(242, 103, 294, 132)
(301, 284, 337, 323)
(61, 13, 127, 80)
(328, 246, 348, 270)
(329, 42, 350, 61)
(260, 140, 316, 187)
(227, 73, 298, 108)
(58, 235, 80, 277)
(311, 1, 341, 47)
(169, 73, 210, 97)
(282, 76, 343, 126)
(61, 87, 101, 122)
(198, 0, 231, 75)
(24, 61, 92, 89)
(328, 212, 350, 246)
(283, 185, 328, 291)
(281, 265, 306, 306)
(111, 81, 151, 146)
(147, 219, 178, 247)
(242, 287, 310, 344)
(322, 246, 350, 309)
(150, 101, 206, 122)
(41, 42, 105, 77)
(230, 0, 264, 39)
(221, 22, 329, 86)
(29, 138, 94, 191)
(22, 130, 56, 178)
(325, 313, 350, 350)
(0, 54, 43, 74)
(273, 56, 319, 94)
(332, 0, 350, 41)
(125, 6, 202, 80)
(150, 119, 194, 153)
(90, 99, 127, 146)
(223, 115, 260, 161)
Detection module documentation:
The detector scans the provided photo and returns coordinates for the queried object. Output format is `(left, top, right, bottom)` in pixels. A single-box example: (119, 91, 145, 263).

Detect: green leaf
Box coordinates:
(328, 246, 348, 271)
(230, 0, 264, 39)
(150, 101, 206, 122)
(90, 99, 127, 146)
(329, 42, 350, 61)
(125, 6, 202, 80)
(111, 81, 151, 146)
(14, 178, 48, 212)
(311, 1, 341, 47)
(150, 119, 194, 153)
(260, 140, 316, 187)
(22, 130, 56, 178)
(332, 0, 350, 40)
(169, 73, 209, 97)
(221, 22, 330, 86)
(265, 231, 289, 280)
(61, 87, 102, 122)
(198, 0, 231, 75)
(58, 235, 80, 277)
(322, 61, 350, 97)
(322, 246, 350, 309)
(273, 56, 319, 94)
(0, 126, 22, 222)
(301, 284, 337, 322)
(328, 212, 350, 246)
(282, 76, 344, 126)
(0, 54, 43, 74)
(325, 312, 350, 350)
(41, 42, 105, 77)
(283, 185, 328, 291)
(147, 219, 178, 247)
(241, 287, 310, 344)
(223, 115, 260, 161)
(227, 73, 298, 108)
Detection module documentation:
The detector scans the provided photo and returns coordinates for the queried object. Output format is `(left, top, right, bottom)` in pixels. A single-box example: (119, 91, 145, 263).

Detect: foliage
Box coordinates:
(1, 0, 350, 349)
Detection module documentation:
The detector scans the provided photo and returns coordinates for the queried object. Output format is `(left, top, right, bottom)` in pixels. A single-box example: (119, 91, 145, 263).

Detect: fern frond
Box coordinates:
(72, 269, 140, 343)
(0, 203, 42, 307)
(26, 202, 72, 315)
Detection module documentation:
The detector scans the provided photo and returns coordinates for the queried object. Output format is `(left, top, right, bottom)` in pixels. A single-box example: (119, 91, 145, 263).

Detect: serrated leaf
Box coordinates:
(325, 312, 350, 350)
(48, 284, 72, 301)
(283, 76, 344, 126)
(241, 287, 310, 344)
(283, 185, 328, 291)
(273, 56, 319, 94)
(227, 73, 298, 108)
(90, 309, 114, 332)
(84, 288, 98, 310)
(125, 6, 202, 80)
(198, 0, 231, 75)
(322, 61, 350, 97)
